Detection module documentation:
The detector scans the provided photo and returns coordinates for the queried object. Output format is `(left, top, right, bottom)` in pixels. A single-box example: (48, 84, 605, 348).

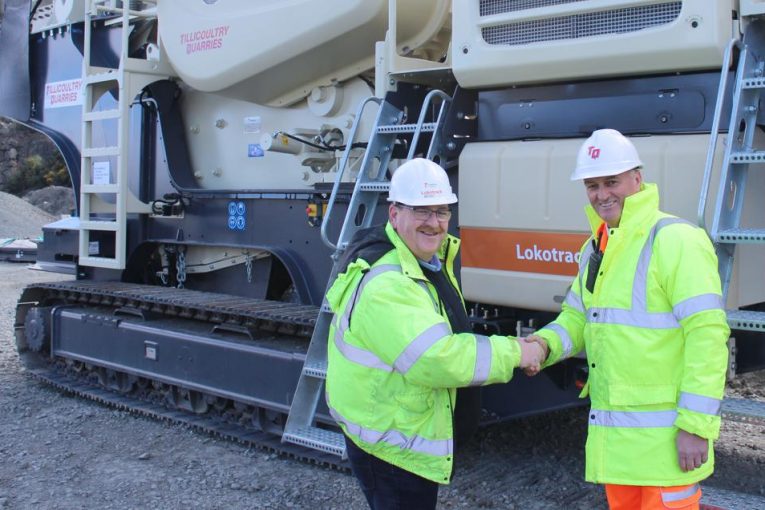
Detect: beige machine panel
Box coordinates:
(157, 0, 448, 106)
(452, 0, 734, 88)
(459, 134, 765, 312)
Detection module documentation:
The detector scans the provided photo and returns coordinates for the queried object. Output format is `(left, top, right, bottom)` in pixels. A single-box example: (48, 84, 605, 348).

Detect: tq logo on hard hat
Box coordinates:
(588, 146, 601, 159)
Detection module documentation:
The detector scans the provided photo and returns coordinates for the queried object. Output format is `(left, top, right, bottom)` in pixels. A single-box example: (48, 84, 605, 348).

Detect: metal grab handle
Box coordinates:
(408, 89, 452, 160)
(320, 96, 383, 250)
(698, 37, 742, 230)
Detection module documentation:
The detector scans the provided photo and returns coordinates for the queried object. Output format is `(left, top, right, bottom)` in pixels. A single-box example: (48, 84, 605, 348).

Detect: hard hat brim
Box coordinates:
(570, 164, 642, 181)
(387, 193, 458, 206)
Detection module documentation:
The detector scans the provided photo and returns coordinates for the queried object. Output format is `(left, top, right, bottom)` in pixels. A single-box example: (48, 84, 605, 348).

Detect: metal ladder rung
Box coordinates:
(302, 360, 327, 379)
(376, 122, 437, 134)
(722, 397, 765, 423)
(358, 182, 390, 192)
(83, 146, 120, 158)
(84, 70, 120, 85)
(84, 109, 121, 122)
(282, 427, 345, 456)
(727, 310, 765, 331)
(741, 77, 765, 89)
(80, 220, 119, 232)
(716, 228, 765, 243)
(82, 184, 119, 194)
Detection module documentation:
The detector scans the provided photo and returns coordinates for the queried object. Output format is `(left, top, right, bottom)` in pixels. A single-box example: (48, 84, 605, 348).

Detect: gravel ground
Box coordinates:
(1, 262, 764, 509)
(0, 191, 55, 239)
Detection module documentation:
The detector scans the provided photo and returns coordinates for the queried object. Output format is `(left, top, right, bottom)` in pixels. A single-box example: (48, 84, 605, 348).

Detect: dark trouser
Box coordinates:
(345, 437, 439, 510)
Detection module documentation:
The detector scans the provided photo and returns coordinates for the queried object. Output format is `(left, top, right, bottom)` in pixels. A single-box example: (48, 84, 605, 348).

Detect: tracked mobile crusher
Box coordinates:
(1, 0, 764, 463)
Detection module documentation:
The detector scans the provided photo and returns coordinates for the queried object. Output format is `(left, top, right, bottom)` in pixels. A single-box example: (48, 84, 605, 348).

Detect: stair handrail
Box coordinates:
(698, 37, 742, 231)
(408, 89, 452, 159)
(320, 96, 383, 251)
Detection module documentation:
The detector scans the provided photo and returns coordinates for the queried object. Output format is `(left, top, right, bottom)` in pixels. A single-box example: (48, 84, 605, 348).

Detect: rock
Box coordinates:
(138, 453, 151, 460)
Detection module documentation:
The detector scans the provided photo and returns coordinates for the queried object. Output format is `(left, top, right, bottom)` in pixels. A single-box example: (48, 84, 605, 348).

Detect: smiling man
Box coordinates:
(325, 158, 545, 509)
(527, 129, 730, 510)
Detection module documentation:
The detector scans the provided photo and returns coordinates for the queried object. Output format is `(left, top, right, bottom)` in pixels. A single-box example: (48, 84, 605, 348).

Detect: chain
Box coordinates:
(176, 246, 187, 289)
(245, 254, 253, 284)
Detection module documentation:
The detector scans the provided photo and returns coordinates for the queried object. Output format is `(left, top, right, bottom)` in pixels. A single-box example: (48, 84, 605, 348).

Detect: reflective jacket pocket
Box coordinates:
(607, 384, 676, 407)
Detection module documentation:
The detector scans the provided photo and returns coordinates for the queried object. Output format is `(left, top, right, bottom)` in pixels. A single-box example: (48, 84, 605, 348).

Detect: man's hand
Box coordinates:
(676, 429, 709, 472)
(520, 335, 549, 376)
(518, 338, 545, 375)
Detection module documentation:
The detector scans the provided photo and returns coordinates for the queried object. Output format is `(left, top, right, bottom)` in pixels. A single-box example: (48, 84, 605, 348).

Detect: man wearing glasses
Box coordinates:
(325, 158, 545, 509)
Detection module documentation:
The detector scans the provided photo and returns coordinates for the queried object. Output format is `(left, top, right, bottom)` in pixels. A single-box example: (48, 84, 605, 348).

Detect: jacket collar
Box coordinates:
(384, 221, 459, 279)
(584, 182, 659, 235)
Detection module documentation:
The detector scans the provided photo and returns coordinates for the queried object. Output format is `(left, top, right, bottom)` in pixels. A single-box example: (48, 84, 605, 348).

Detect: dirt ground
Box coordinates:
(0, 262, 764, 509)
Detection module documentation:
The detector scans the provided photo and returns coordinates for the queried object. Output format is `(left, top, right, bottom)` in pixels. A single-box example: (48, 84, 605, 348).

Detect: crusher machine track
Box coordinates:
(13, 280, 347, 469)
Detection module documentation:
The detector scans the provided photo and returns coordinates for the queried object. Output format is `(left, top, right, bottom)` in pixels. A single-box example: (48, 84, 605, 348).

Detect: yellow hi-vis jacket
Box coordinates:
(537, 183, 730, 486)
(325, 222, 521, 484)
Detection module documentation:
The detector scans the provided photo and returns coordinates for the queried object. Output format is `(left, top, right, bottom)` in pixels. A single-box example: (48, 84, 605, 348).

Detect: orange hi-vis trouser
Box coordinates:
(605, 483, 701, 510)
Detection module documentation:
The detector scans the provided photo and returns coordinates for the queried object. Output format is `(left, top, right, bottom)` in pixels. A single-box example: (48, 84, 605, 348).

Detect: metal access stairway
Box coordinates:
(281, 90, 453, 456)
(79, 0, 168, 270)
(701, 24, 765, 361)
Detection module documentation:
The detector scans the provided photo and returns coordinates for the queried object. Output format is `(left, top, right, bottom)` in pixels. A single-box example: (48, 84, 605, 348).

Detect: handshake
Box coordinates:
(517, 335, 549, 376)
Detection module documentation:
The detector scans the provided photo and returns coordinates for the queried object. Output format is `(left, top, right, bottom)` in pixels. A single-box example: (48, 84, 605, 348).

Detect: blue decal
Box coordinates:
(228, 201, 247, 231)
(248, 143, 264, 158)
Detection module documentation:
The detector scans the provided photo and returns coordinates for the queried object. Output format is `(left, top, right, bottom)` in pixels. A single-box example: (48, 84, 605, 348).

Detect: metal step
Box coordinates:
(722, 397, 765, 424)
(376, 122, 437, 134)
(727, 310, 765, 331)
(701, 486, 765, 510)
(282, 426, 346, 456)
(358, 182, 390, 192)
(730, 150, 765, 163)
(82, 184, 119, 194)
(741, 77, 765, 89)
(80, 220, 119, 232)
(82, 146, 120, 158)
(84, 109, 121, 122)
(716, 228, 765, 243)
(302, 360, 328, 379)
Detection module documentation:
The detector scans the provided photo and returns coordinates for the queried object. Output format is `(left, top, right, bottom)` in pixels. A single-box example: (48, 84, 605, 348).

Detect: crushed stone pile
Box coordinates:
(0, 190, 55, 239)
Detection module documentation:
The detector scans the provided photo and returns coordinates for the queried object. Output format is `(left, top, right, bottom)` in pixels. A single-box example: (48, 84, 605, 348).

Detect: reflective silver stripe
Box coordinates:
(678, 392, 722, 416)
(589, 409, 677, 428)
(334, 305, 394, 372)
(393, 322, 451, 374)
(416, 280, 438, 312)
(331, 264, 402, 371)
(470, 335, 492, 386)
(541, 323, 573, 358)
(588, 308, 679, 329)
(578, 239, 594, 298)
(661, 484, 700, 504)
(330, 407, 453, 456)
(586, 217, 706, 330)
(564, 289, 584, 313)
(673, 293, 724, 322)
(633, 218, 689, 311)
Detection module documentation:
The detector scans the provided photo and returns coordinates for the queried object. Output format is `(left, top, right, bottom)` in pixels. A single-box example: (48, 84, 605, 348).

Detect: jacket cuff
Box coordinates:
(675, 409, 721, 441)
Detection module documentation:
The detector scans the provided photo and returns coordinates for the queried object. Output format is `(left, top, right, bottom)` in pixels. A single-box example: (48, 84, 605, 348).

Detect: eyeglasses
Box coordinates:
(396, 204, 452, 221)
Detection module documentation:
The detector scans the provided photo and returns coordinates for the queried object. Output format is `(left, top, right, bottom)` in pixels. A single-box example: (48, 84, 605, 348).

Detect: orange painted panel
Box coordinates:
(461, 228, 590, 277)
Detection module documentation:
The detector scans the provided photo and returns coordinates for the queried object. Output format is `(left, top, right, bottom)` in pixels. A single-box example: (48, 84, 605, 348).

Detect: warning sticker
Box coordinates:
(44, 78, 83, 109)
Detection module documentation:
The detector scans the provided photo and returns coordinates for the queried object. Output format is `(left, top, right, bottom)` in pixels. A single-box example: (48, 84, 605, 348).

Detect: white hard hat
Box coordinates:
(387, 158, 458, 206)
(571, 129, 643, 181)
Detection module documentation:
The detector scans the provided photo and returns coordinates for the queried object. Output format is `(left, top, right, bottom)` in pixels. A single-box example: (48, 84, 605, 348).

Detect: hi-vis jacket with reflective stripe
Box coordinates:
(537, 183, 730, 486)
(325, 222, 521, 484)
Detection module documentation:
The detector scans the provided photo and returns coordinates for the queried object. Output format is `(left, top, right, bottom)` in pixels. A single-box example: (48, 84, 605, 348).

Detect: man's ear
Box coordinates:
(389, 203, 399, 229)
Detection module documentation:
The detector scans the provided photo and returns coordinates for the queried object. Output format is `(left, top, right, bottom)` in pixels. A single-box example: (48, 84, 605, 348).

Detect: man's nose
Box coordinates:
(423, 211, 440, 226)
